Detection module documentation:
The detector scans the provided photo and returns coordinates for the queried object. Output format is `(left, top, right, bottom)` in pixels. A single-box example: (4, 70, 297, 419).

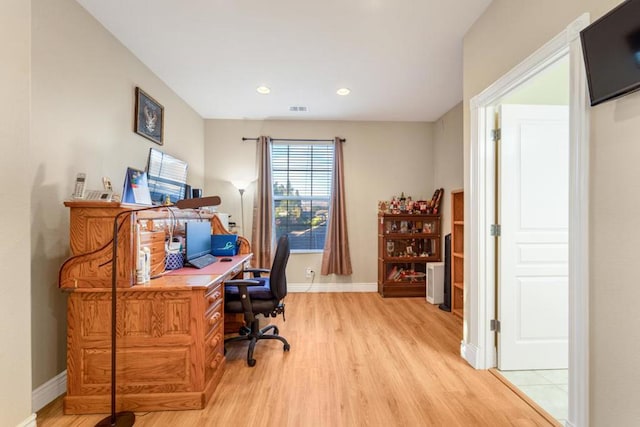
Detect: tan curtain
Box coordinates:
(321, 137, 352, 275)
(251, 136, 273, 268)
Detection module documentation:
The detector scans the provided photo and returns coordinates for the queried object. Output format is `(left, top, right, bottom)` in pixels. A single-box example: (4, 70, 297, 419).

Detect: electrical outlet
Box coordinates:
(305, 267, 314, 278)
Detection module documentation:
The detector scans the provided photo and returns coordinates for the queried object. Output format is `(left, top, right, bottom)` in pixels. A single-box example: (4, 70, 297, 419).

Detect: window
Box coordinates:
(271, 143, 334, 251)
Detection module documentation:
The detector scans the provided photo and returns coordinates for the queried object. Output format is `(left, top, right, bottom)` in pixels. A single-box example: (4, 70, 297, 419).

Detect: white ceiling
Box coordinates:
(75, 0, 492, 122)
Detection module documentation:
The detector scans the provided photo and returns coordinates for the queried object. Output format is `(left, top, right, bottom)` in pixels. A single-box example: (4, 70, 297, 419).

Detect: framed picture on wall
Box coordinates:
(134, 87, 164, 145)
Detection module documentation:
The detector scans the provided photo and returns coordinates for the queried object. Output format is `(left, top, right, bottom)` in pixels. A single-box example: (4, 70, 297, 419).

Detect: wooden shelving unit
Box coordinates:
(378, 213, 441, 297)
(451, 190, 464, 318)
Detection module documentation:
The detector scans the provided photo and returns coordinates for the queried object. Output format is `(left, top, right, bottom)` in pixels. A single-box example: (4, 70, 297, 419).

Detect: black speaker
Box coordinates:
(183, 184, 192, 199)
(439, 233, 452, 312)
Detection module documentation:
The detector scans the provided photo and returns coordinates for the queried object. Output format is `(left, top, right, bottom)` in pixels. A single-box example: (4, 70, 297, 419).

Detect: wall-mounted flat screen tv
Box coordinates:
(145, 147, 188, 204)
(580, 0, 640, 106)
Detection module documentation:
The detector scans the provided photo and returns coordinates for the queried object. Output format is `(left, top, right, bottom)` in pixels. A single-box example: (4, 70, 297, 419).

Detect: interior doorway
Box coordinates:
(494, 54, 570, 423)
(467, 14, 590, 427)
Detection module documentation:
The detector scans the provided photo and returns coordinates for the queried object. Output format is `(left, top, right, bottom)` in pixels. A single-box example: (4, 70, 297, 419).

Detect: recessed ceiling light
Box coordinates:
(256, 86, 271, 95)
(336, 87, 351, 96)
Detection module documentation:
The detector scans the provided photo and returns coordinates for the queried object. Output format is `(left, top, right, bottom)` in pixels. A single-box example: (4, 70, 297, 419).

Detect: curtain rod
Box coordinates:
(242, 137, 346, 143)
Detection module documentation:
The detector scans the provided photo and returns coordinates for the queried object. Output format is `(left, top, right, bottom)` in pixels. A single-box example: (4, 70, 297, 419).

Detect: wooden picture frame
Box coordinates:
(134, 87, 164, 145)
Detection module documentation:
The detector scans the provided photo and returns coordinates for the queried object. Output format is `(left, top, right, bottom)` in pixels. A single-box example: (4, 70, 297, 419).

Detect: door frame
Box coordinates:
(466, 14, 590, 427)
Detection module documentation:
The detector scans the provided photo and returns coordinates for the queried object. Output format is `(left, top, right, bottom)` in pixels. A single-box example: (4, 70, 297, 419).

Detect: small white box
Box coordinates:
(215, 213, 230, 231)
(426, 262, 445, 304)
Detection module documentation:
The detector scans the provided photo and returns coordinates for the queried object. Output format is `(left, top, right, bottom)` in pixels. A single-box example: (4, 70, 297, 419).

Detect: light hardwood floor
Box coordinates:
(38, 293, 554, 426)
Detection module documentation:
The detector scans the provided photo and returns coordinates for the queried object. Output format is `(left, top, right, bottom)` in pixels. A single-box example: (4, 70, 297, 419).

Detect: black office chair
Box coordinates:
(224, 235, 291, 367)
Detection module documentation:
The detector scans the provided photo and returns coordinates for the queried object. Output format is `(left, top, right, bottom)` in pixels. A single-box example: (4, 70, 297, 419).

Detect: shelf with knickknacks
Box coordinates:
(377, 189, 444, 298)
(379, 188, 444, 216)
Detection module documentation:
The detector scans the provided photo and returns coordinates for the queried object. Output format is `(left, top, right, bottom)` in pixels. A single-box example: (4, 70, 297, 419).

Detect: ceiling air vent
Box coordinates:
(289, 105, 308, 112)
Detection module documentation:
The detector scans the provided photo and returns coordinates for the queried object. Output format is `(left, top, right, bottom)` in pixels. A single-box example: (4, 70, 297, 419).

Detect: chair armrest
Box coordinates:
(225, 279, 262, 288)
(224, 279, 261, 323)
(244, 268, 270, 278)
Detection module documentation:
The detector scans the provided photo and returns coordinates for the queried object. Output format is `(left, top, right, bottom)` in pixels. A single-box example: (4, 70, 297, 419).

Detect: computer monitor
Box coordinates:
(146, 147, 188, 204)
(185, 221, 212, 262)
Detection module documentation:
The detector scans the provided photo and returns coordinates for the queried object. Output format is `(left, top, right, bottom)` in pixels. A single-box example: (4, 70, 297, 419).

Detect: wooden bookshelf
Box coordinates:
(451, 190, 464, 318)
(377, 213, 441, 297)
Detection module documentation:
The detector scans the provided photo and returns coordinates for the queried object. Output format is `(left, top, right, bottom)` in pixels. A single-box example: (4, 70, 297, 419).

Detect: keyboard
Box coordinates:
(188, 254, 217, 269)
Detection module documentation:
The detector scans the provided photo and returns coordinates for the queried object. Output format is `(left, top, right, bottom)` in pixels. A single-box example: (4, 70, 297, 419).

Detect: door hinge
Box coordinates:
(490, 319, 501, 332)
(491, 128, 501, 142)
(490, 224, 501, 236)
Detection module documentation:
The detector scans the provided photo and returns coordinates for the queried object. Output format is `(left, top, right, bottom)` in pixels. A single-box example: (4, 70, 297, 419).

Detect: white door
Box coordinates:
(497, 104, 569, 370)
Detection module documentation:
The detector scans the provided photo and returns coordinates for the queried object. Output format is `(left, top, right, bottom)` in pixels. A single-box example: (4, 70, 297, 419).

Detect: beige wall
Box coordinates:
(204, 119, 434, 285)
(464, 0, 640, 424)
(30, 0, 205, 390)
(0, 1, 33, 425)
(433, 102, 464, 251)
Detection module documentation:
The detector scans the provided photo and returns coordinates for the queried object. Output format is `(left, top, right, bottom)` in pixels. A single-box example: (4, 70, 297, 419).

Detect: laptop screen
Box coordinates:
(185, 221, 211, 261)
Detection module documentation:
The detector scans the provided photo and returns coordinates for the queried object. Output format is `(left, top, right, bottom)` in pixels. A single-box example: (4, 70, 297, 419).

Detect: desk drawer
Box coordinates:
(205, 299, 223, 334)
(139, 230, 166, 276)
(205, 283, 223, 307)
(205, 323, 224, 377)
(229, 264, 242, 279)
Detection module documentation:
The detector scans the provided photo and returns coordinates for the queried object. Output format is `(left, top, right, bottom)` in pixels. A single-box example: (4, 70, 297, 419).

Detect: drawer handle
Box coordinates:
(207, 291, 221, 303)
(210, 333, 222, 348)
(210, 353, 223, 369)
(209, 312, 222, 325)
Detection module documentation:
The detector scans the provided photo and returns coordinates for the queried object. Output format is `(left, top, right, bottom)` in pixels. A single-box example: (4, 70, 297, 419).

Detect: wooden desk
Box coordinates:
(59, 201, 252, 414)
(64, 254, 251, 414)
(63, 254, 251, 415)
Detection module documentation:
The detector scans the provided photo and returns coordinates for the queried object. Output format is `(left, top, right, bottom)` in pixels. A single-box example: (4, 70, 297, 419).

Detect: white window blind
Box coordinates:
(271, 143, 334, 251)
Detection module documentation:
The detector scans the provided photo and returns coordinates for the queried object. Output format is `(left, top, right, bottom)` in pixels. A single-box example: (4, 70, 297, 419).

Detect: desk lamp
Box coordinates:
(96, 196, 221, 427)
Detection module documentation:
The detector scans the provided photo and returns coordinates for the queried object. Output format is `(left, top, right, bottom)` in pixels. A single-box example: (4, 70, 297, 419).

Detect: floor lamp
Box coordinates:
(238, 187, 245, 234)
(232, 181, 247, 234)
(96, 196, 221, 427)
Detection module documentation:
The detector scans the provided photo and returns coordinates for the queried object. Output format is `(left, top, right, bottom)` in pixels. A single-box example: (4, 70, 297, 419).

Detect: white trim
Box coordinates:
(468, 13, 589, 427)
(460, 341, 482, 369)
(32, 370, 66, 412)
(467, 101, 497, 371)
(567, 13, 590, 427)
(288, 282, 376, 293)
(15, 414, 37, 427)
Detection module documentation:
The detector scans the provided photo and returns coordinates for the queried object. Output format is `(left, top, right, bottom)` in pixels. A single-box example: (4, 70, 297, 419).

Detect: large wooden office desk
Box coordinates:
(59, 201, 251, 415)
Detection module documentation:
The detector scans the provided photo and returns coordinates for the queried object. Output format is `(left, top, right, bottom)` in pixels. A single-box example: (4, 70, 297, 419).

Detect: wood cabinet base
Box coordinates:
(63, 360, 225, 414)
(378, 283, 426, 298)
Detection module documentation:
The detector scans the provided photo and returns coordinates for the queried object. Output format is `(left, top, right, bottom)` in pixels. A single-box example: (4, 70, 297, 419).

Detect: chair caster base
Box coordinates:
(248, 358, 256, 367)
(284, 343, 290, 351)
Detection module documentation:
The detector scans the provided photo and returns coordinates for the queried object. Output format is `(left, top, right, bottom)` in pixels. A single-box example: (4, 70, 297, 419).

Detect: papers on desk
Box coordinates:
(122, 167, 152, 205)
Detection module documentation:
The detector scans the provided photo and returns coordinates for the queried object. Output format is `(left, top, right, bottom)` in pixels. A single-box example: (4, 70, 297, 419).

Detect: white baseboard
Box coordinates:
(16, 413, 36, 427)
(461, 341, 482, 369)
(564, 420, 574, 427)
(288, 282, 377, 293)
(32, 370, 66, 412)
